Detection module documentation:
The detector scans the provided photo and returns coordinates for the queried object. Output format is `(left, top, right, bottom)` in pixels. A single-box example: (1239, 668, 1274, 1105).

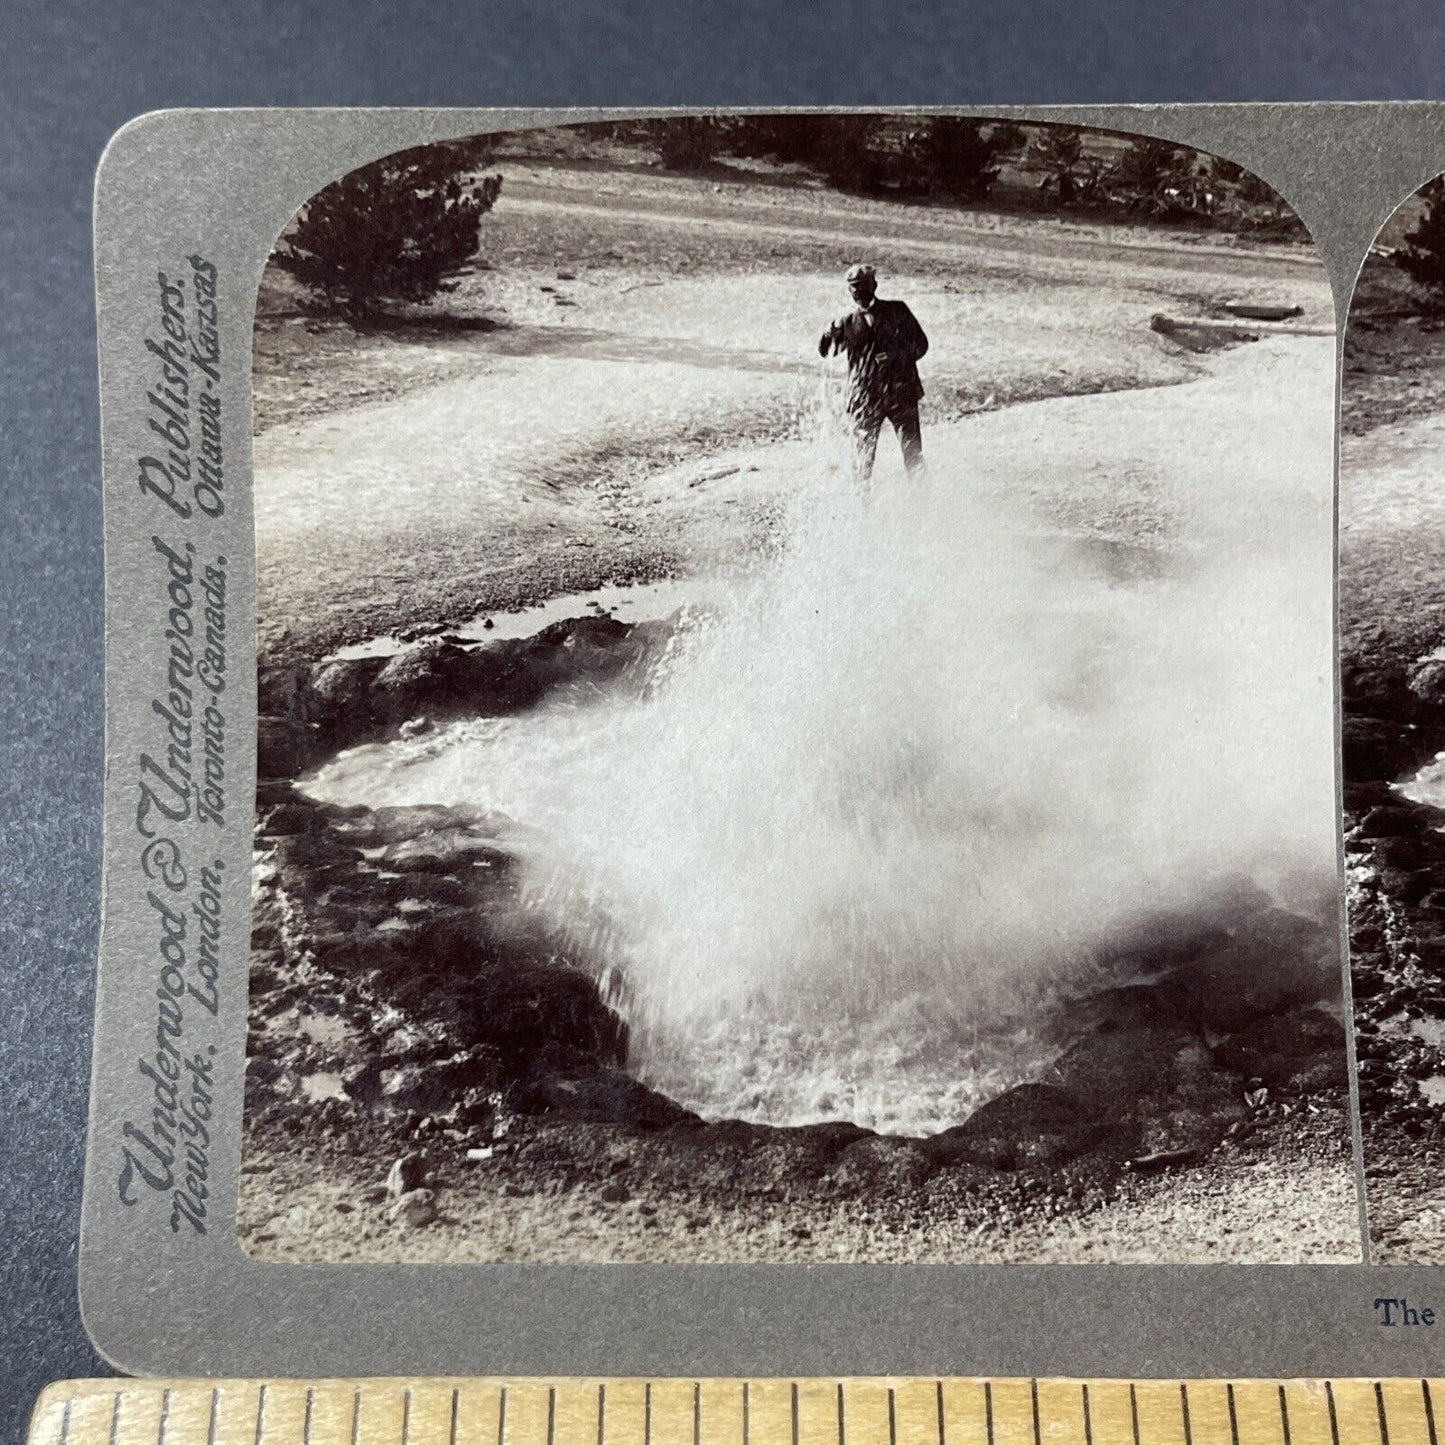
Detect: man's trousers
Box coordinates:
(852, 401, 925, 480)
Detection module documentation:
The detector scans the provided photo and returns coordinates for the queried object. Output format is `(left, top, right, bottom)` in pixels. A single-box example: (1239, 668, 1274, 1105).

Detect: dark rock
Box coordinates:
(830, 1136, 934, 1192)
(388, 1188, 438, 1227)
(475, 965, 627, 1071)
(1409, 657, 1445, 709)
(1168, 907, 1337, 1032)
(340, 1058, 384, 1103)
(1350, 968, 1386, 1000)
(1072, 981, 1190, 1036)
(257, 714, 317, 779)
(1415, 934, 1445, 970)
(1374, 836, 1428, 870)
(1097, 883, 1267, 976)
(258, 663, 314, 720)
(309, 656, 388, 724)
(600, 1181, 631, 1204)
(272, 832, 362, 874)
(1341, 660, 1411, 715)
(513, 1061, 698, 1129)
(1213, 1007, 1346, 1091)
(1380, 868, 1437, 906)
(255, 779, 301, 810)
(1342, 716, 1418, 782)
(1361, 806, 1425, 839)
(371, 640, 489, 722)
(258, 802, 322, 837)
(1345, 780, 1401, 814)
(925, 1083, 1106, 1171)
(386, 1152, 427, 1198)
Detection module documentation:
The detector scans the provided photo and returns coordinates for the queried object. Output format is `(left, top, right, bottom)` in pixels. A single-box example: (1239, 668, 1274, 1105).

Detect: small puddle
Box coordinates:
(328, 578, 714, 662)
(1384, 1011, 1445, 1048)
(296, 1011, 353, 1048)
(300, 1071, 347, 1102)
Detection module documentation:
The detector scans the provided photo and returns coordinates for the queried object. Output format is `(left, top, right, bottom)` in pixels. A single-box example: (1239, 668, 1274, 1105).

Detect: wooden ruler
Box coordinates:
(23, 1379, 1443, 1445)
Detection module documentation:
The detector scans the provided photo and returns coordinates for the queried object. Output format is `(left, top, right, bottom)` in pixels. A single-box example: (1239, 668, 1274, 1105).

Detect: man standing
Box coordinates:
(819, 263, 930, 481)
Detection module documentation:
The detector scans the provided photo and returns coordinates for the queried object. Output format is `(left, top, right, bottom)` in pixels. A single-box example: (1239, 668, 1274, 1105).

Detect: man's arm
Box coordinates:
(819, 319, 842, 357)
(902, 303, 928, 362)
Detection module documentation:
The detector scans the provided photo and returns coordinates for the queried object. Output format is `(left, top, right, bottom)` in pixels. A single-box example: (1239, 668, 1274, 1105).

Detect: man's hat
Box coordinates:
(845, 263, 876, 284)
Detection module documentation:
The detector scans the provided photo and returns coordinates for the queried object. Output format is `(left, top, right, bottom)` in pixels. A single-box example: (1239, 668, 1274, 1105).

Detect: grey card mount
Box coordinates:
(81, 104, 1445, 1379)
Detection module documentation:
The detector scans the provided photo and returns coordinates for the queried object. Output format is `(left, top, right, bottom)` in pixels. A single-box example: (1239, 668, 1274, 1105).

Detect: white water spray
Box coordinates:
(307, 349, 1337, 1133)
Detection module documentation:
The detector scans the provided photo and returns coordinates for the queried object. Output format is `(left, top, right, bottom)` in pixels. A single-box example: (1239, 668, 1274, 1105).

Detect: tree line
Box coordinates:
(272, 120, 1306, 322)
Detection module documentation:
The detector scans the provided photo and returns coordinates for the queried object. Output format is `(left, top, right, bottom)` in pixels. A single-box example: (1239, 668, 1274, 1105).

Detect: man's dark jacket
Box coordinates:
(820, 298, 930, 420)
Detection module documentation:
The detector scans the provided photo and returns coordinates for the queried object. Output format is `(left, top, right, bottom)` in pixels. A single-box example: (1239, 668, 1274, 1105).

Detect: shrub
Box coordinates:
(1026, 127, 1104, 207)
(1397, 178, 1445, 293)
(1208, 156, 1309, 240)
(275, 143, 503, 321)
(808, 115, 886, 193)
(725, 115, 834, 167)
(920, 117, 1025, 201)
(1109, 138, 1204, 216)
(648, 116, 726, 171)
(717, 114, 885, 192)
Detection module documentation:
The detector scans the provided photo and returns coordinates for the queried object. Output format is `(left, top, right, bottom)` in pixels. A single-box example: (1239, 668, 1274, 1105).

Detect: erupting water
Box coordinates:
(306, 379, 1337, 1135)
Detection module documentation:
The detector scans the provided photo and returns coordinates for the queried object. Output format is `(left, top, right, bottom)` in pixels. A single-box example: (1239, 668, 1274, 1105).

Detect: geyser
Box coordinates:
(306, 373, 1337, 1135)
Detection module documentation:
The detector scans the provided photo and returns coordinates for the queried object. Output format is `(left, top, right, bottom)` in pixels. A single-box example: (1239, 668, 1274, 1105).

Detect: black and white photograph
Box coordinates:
(239, 114, 1355, 1264)
(1342, 174, 1445, 1262)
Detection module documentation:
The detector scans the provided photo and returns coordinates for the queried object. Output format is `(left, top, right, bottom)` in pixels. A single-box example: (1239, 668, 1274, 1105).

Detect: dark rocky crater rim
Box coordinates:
(1341, 637, 1445, 1241)
(249, 613, 1347, 1203)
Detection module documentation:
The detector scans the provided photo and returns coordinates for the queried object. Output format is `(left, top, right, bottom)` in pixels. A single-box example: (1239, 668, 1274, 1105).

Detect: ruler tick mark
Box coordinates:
(1227, 1386, 1240, 1445)
(645, 1385, 652, 1445)
(1180, 1384, 1192, 1445)
(598, 1385, 606, 1445)
(986, 1383, 996, 1445)
(1326, 1383, 1341, 1445)
(1082, 1386, 1093, 1445)
(450, 1391, 460, 1445)
(1130, 1387, 1141, 1445)
(304, 1391, 315, 1445)
(498, 1388, 508, 1445)
(1031, 1380, 1041, 1445)
(1376, 1383, 1390, 1445)
(256, 1385, 270, 1445)
(58, 1396, 74, 1445)
(108, 1393, 121, 1445)
(403, 1389, 413, 1445)
(793, 1385, 800, 1445)
(158, 1389, 174, 1445)
(352, 1390, 361, 1445)
(936, 1381, 945, 1445)
(1425, 1381, 1439, 1445)
(1279, 1387, 1292, 1445)
(693, 1383, 700, 1445)
(889, 1389, 897, 1445)
(548, 1389, 556, 1445)
(837, 1384, 845, 1445)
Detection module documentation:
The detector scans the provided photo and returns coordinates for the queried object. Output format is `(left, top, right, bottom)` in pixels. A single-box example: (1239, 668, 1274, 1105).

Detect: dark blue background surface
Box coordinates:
(2, 0, 1442, 1438)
